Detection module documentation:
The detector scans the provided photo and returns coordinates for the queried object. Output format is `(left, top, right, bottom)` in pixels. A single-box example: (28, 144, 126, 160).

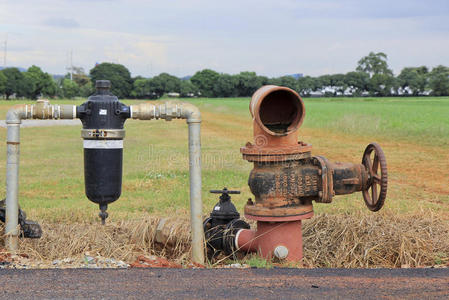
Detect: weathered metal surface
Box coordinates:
(234, 85, 389, 262)
(242, 85, 387, 220)
(249, 85, 305, 137)
(248, 160, 320, 205)
(244, 154, 370, 218)
(237, 220, 304, 261)
(362, 143, 388, 211)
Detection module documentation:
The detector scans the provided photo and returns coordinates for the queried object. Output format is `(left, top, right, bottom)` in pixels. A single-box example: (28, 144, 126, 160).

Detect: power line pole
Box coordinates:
(66, 50, 73, 80)
(3, 33, 7, 68)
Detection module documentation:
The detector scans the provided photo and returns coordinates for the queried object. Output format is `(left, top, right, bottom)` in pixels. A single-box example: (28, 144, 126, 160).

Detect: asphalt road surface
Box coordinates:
(0, 268, 448, 299)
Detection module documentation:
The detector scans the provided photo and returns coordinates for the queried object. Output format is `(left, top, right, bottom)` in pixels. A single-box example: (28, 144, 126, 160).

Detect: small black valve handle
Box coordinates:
(210, 187, 240, 202)
(210, 187, 241, 195)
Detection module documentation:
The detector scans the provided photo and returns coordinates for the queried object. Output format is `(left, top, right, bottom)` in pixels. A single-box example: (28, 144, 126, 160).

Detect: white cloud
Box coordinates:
(0, 0, 448, 77)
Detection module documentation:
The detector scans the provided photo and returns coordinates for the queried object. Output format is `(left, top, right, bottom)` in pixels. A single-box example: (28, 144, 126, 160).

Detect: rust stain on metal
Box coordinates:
(237, 85, 389, 262)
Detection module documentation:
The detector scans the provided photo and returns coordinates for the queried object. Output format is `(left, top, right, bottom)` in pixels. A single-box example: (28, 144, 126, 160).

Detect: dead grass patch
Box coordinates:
(4, 211, 448, 268)
(302, 210, 449, 268)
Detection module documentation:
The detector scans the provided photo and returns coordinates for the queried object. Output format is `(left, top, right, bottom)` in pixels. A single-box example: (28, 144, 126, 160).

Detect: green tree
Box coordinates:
(345, 72, 369, 96)
(79, 81, 94, 97)
(213, 74, 238, 97)
(328, 74, 347, 95)
(179, 80, 198, 97)
(297, 76, 315, 96)
(397, 67, 428, 96)
(0, 71, 6, 97)
(90, 63, 132, 98)
(356, 52, 393, 77)
(428, 65, 449, 96)
(130, 78, 150, 99)
(60, 78, 80, 99)
(151, 73, 181, 95)
(190, 69, 220, 97)
(2, 67, 24, 99)
(19, 65, 56, 99)
(42, 77, 58, 98)
(70, 67, 90, 87)
(235, 71, 263, 97)
(278, 76, 298, 91)
(317, 74, 331, 88)
(369, 73, 397, 96)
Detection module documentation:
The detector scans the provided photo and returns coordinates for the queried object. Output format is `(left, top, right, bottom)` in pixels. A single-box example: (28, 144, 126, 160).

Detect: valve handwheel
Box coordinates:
(362, 143, 388, 212)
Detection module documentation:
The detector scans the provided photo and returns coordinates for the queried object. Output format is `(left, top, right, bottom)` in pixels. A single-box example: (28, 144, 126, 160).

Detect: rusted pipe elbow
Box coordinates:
(243, 85, 307, 152)
(250, 85, 305, 138)
(241, 85, 311, 161)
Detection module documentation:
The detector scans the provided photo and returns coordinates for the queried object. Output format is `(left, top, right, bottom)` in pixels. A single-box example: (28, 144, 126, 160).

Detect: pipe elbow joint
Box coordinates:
(181, 103, 201, 123)
(6, 105, 28, 124)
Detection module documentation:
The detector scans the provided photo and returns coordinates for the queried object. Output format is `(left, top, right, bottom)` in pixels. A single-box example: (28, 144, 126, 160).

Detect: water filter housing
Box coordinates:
(77, 80, 130, 223)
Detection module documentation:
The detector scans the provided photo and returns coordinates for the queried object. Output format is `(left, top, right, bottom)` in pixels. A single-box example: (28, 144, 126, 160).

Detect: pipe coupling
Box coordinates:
(131, 102, 201, 123)
(131, 102, 182, 121)
(33, 100, 76, 120)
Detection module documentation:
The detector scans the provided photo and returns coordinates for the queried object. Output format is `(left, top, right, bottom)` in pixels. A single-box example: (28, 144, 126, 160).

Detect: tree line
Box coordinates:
(0, 52, 448, 100)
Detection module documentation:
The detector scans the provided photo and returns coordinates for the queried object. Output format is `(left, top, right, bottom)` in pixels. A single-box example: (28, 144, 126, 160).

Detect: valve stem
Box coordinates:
(99, 204, 108, 225)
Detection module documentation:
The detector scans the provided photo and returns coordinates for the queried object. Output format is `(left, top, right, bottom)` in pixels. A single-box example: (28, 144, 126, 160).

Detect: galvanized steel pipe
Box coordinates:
(131, 101, 204, 265)
(5, 101, 76, 251)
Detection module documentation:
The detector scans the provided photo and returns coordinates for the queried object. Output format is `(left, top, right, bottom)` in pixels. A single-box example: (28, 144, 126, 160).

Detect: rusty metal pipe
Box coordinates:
(130, 101, 204, 265)
(5, 101, 76, 251)
(249, 85, 305, 137)
(236, 85, 388, 263)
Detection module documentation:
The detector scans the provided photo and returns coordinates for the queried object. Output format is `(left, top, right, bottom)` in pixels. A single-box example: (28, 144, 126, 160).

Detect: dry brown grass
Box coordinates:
(5, 211, 448, 268)
(302, 210, 449, 268)
(10, 215, 192, 264)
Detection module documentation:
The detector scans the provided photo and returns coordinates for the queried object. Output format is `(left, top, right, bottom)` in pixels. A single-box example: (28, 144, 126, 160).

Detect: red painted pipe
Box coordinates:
(236, 220, 304, 261)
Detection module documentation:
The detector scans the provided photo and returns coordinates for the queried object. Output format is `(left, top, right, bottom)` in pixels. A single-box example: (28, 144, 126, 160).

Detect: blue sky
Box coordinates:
(0, 0, 448, 77)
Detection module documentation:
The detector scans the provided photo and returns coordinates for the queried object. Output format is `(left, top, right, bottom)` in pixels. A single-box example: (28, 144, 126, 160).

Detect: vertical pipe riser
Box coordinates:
(188, 122, 204, 264)
(4, 103, 76, 252)
(131, 101, 204, 265)
(5, 124, 20, 251)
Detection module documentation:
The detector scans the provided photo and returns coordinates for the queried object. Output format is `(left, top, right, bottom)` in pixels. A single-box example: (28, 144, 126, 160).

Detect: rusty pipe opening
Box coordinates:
(250, 86, 305, 136)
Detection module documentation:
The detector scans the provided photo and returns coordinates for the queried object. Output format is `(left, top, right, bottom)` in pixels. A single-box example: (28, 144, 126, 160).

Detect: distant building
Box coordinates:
(287, 73, 304, 79)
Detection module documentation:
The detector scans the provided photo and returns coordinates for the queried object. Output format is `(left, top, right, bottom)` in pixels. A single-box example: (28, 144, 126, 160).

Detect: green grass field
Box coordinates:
(0, 96, 448, 224)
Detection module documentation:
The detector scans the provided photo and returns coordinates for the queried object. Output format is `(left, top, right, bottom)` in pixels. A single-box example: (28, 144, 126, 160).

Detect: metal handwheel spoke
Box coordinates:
(373, 153, 379, 174)
(372, 174, 381, 184)
(371, 183, 377, 205)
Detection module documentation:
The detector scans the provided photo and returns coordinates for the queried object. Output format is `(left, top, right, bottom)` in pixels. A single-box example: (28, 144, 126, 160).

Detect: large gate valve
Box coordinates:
(205, 85, 389, 262)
